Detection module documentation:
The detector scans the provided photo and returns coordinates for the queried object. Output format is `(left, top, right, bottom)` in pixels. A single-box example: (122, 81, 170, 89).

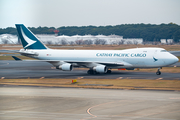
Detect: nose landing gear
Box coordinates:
(156, 67, 162, 75)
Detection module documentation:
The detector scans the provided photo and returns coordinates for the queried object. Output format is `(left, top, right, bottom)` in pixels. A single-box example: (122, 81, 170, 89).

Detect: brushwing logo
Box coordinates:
(21, 27, 36, 49)
(153, 57, 158, 62)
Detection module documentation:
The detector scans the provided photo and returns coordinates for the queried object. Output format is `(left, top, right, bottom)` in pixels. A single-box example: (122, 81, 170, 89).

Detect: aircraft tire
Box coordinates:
(156, 71, 161, 75)
(87, 70, 91, 74)
(93, 71, 98, 75)
(107, 70, 112, 74)
(87, 70, 94, 75)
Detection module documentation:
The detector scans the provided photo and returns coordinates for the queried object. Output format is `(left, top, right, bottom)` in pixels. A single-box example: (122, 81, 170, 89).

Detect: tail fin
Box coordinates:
(15, 24, 48, 49)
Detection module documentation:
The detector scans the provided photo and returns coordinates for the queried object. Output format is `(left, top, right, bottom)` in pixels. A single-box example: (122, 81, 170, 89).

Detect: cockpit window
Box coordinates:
(161, 50, 167, 52)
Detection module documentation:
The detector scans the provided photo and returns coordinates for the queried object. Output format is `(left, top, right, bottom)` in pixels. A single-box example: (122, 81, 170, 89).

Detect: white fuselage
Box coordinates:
(21, 47, 179, 69)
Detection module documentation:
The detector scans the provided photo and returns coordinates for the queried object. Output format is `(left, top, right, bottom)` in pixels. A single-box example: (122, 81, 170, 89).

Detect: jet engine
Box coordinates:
(56, 63, 73, 71)
(93, 65, 107, 73)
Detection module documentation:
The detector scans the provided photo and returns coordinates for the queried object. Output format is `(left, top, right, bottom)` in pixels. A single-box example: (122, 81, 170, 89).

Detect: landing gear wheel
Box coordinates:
(156, 67, 162, 75)
(156, 71, 161, 75)
(87, 70, 93, 74)
(87, 70, 98, 75)
(93, 71, 98, 75)
(107, 70, 112, 74)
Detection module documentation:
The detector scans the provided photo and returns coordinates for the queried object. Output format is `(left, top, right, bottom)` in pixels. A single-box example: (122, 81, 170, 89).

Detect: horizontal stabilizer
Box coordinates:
(12, 56, 22, 61)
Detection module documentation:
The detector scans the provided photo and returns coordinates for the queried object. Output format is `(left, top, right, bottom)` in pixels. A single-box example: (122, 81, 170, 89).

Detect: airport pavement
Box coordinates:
(0, 86, 180, 120)
(169, 51, 180, 56)
(0, 60, 180, 80)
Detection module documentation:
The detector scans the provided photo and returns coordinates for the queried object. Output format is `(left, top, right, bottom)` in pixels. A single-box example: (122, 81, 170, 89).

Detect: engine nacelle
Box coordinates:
(56, 63, 73, 71)
(93, 65, 107, 73)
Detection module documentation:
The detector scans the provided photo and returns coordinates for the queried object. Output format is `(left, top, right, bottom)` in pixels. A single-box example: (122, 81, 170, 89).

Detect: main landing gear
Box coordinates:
(156, 67, 162, 75)
(87, 69, 112, 75)
(107, 70, 112, 74)
(87, 70, 97, 75)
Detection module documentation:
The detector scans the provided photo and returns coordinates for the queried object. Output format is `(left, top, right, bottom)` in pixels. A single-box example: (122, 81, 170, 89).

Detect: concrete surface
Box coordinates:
(0, 60, 180, 80)
(0, 86, 180, 120)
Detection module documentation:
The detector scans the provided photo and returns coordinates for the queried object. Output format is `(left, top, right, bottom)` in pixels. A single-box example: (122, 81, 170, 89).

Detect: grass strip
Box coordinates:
(0, 78, 180, 91)
(0, 56, 35, 60)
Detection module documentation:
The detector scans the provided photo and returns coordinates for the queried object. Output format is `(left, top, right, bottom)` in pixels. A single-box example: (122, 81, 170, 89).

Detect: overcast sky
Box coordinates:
(0, 0, 180, 28)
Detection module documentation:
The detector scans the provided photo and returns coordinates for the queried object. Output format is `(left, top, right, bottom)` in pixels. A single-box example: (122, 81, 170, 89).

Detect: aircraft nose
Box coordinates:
(164, 54, 179, 65)
(174, 56, 179, 63)
(171, 55, 179, 63)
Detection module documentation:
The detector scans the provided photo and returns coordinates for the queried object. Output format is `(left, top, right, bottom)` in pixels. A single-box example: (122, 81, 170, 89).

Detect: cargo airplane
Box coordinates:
(14, 24, 179, 75)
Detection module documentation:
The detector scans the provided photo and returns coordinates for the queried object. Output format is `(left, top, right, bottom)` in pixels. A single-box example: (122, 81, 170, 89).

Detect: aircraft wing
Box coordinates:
(66, 61, 125, 66)
(47, 60, 133, 68)
(11, 56, 129, 68)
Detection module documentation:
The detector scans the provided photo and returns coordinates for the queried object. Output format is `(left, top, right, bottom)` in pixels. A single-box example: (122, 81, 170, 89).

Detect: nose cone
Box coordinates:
(170, 55, 179, 64)
(164, 54, 179, 66)
(174, 56, 179, 63)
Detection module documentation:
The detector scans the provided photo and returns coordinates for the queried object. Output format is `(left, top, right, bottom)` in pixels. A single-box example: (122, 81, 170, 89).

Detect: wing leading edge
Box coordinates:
(11, 56, 131, 68)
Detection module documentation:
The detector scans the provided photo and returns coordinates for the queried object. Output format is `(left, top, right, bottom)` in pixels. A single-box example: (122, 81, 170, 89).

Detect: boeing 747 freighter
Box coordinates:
(14, 24, 179, 75)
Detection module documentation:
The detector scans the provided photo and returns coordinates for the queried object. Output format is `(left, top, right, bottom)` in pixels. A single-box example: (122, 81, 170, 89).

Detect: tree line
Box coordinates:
(0, 23, 180, 42)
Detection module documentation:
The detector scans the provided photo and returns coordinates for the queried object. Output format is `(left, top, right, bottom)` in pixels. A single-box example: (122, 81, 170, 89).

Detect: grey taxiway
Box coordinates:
(0, 86, 180, 120)
(0, 60, 180, 80)
(1, 52, 180, 120)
